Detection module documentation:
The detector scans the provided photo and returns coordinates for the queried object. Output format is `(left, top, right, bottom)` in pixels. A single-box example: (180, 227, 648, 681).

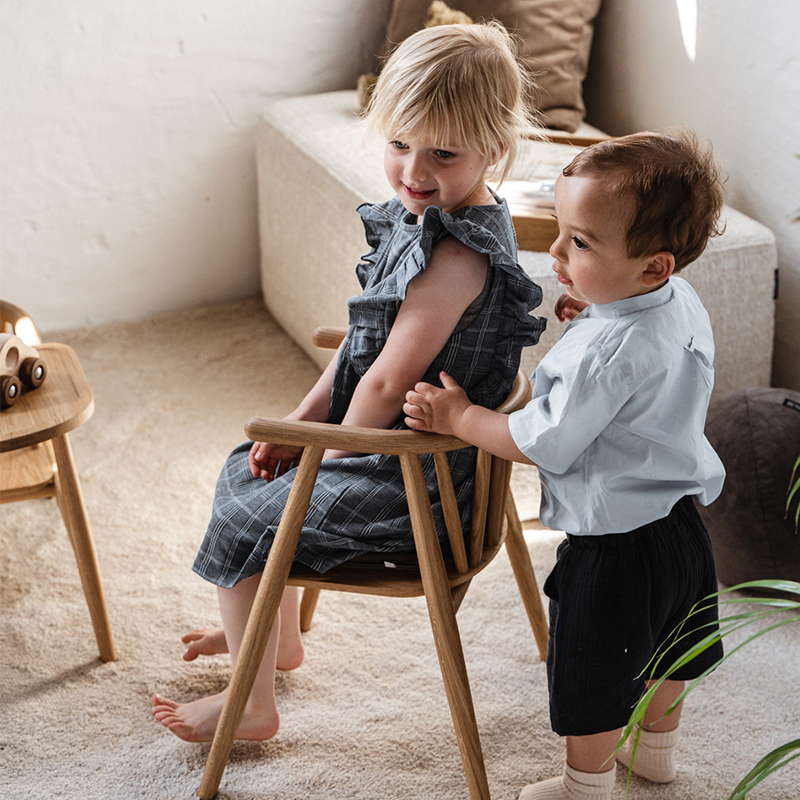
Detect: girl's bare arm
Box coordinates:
(329, 236, 489, 454)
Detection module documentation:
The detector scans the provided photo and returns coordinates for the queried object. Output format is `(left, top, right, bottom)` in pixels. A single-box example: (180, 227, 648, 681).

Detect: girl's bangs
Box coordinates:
(386, 100, 475, 150)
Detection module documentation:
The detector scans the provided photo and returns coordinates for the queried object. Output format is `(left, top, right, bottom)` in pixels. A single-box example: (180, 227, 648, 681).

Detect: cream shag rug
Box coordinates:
(1, 299, 798, 800)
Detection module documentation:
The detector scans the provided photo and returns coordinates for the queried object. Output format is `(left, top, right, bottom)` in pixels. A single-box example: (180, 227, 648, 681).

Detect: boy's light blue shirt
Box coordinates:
(508, 277, 725, 535)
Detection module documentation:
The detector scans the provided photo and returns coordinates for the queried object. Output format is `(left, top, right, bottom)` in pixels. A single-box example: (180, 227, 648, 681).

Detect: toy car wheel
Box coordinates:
(20, 356, 47, 389)
(1, 375, 22, 408)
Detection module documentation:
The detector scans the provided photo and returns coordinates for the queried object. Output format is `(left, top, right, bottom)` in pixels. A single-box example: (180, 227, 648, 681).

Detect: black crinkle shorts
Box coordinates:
(543, 495, 724, 737)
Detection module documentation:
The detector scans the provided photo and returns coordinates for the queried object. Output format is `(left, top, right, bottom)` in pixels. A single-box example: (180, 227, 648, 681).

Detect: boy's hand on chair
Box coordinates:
(249, 441, 303, 481)
(554, 292, 589, 322)
(404, 372, 471, 437)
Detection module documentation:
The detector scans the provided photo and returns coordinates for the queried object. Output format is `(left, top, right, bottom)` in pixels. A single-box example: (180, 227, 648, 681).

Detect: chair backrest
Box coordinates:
(305, 326, 532, 575)
(483, 368, 532, 548)
(432, 367, 532, 574)
(0, 300, 42, 345)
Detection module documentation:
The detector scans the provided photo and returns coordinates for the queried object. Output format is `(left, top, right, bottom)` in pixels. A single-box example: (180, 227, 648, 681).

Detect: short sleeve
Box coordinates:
(508, 335, 634, 474)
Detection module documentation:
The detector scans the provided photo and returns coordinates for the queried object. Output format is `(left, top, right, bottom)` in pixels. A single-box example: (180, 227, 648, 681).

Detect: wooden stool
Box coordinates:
(0, 342, 117, 662)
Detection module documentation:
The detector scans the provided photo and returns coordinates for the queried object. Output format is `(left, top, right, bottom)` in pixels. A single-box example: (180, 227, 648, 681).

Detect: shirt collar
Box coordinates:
(586, 280, 673, 319)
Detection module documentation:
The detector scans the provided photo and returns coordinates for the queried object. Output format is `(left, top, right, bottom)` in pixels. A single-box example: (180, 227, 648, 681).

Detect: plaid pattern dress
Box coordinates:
(194, 196, 545, 584)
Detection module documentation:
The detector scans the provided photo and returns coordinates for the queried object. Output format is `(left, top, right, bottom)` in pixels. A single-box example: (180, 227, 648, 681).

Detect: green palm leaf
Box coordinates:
(619, 579, 800, 798)
(729, 739, 800, 799)
(787, 454, 800, 532)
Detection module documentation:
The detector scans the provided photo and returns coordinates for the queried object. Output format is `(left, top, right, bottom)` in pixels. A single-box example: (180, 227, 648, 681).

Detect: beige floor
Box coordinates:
(1, 298, 797, 800)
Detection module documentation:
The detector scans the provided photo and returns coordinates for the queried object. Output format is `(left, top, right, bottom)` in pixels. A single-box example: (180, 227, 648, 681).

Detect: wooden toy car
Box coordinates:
(0, 333, 47, 408)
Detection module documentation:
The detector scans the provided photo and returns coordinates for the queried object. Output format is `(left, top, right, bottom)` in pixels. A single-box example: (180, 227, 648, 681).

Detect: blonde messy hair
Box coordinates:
(361, 22, 533, 185)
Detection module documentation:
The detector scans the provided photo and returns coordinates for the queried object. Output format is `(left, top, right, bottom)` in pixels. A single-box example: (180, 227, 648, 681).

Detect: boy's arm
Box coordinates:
(404, 372, 534, 465)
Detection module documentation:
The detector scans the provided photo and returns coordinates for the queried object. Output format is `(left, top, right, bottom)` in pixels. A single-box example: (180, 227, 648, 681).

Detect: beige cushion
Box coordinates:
(381, 0, 603, 132)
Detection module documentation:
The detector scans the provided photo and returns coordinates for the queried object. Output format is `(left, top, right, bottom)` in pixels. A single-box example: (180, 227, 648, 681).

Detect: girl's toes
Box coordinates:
(152, 693, 179, 711)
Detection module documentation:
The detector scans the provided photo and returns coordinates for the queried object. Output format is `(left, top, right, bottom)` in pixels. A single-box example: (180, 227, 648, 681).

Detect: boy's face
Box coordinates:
(384, 135, 492, 220)
(550, 175, 666, 307)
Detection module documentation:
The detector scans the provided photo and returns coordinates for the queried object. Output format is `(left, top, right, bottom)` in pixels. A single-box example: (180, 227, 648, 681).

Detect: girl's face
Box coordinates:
(549, 174, 664, 306)
(384, 135, 494, 220)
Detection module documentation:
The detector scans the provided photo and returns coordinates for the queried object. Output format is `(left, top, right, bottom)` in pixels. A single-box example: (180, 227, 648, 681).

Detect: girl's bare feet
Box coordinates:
(150, 692, 279, 742)
(276, 627, 305, 672)
(182, 627, 304, 671)
(182, 628, 228, 661)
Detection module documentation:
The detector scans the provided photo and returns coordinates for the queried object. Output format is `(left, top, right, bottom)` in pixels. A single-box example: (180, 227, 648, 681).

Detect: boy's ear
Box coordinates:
(641, 251, 675, 287)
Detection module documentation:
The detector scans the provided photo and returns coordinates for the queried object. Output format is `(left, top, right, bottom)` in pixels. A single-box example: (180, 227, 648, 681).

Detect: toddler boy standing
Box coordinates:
(404, 131, 727, 799)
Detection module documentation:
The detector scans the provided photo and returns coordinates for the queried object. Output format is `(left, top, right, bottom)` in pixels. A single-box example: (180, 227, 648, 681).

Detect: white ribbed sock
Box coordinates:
(518, 763, 615, 800)
(616, 725, 679, 783)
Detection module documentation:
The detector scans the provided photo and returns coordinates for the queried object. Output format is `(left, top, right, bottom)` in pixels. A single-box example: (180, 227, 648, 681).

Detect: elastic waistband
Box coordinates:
(566, 495, 697, 549)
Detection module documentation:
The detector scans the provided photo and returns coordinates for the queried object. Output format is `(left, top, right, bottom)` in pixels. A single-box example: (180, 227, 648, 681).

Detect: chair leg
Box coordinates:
(51, 433, 117, 663)
(450, 580, 472, 615)
(198, 445, 325, 800)
(504, 493, 548, 661)
(401, 453, 491, 800)
(299, 586, 321, 632)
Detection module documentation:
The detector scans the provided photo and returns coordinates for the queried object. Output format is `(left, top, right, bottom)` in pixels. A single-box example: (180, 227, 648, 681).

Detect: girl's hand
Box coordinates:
(554, 292, 589, 322)
(403, 372, 472, 437)
(249, 441, 303, 481)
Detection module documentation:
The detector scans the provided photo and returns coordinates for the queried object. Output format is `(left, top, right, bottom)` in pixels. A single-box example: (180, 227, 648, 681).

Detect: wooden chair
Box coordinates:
(197, 328, 548, 800)
(0, 300, 116, 662)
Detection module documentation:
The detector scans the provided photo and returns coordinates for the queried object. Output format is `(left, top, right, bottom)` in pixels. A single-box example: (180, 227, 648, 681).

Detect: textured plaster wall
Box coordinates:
(584, 0, 800, 389)
(1, 0, 392, 329)
(3, 0, 797, 389)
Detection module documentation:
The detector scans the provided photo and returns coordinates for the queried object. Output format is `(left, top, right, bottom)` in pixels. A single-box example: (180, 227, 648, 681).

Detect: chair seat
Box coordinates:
(288, 538, 505, 597)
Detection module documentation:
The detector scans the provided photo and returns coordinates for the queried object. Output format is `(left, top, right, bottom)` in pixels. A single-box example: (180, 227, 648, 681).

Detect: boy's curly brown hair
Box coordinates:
(563, 131, 725, 271)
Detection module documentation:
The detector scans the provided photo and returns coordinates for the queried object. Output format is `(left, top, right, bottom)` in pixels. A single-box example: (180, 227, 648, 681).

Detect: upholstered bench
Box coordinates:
(256, 90, 777, 398)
